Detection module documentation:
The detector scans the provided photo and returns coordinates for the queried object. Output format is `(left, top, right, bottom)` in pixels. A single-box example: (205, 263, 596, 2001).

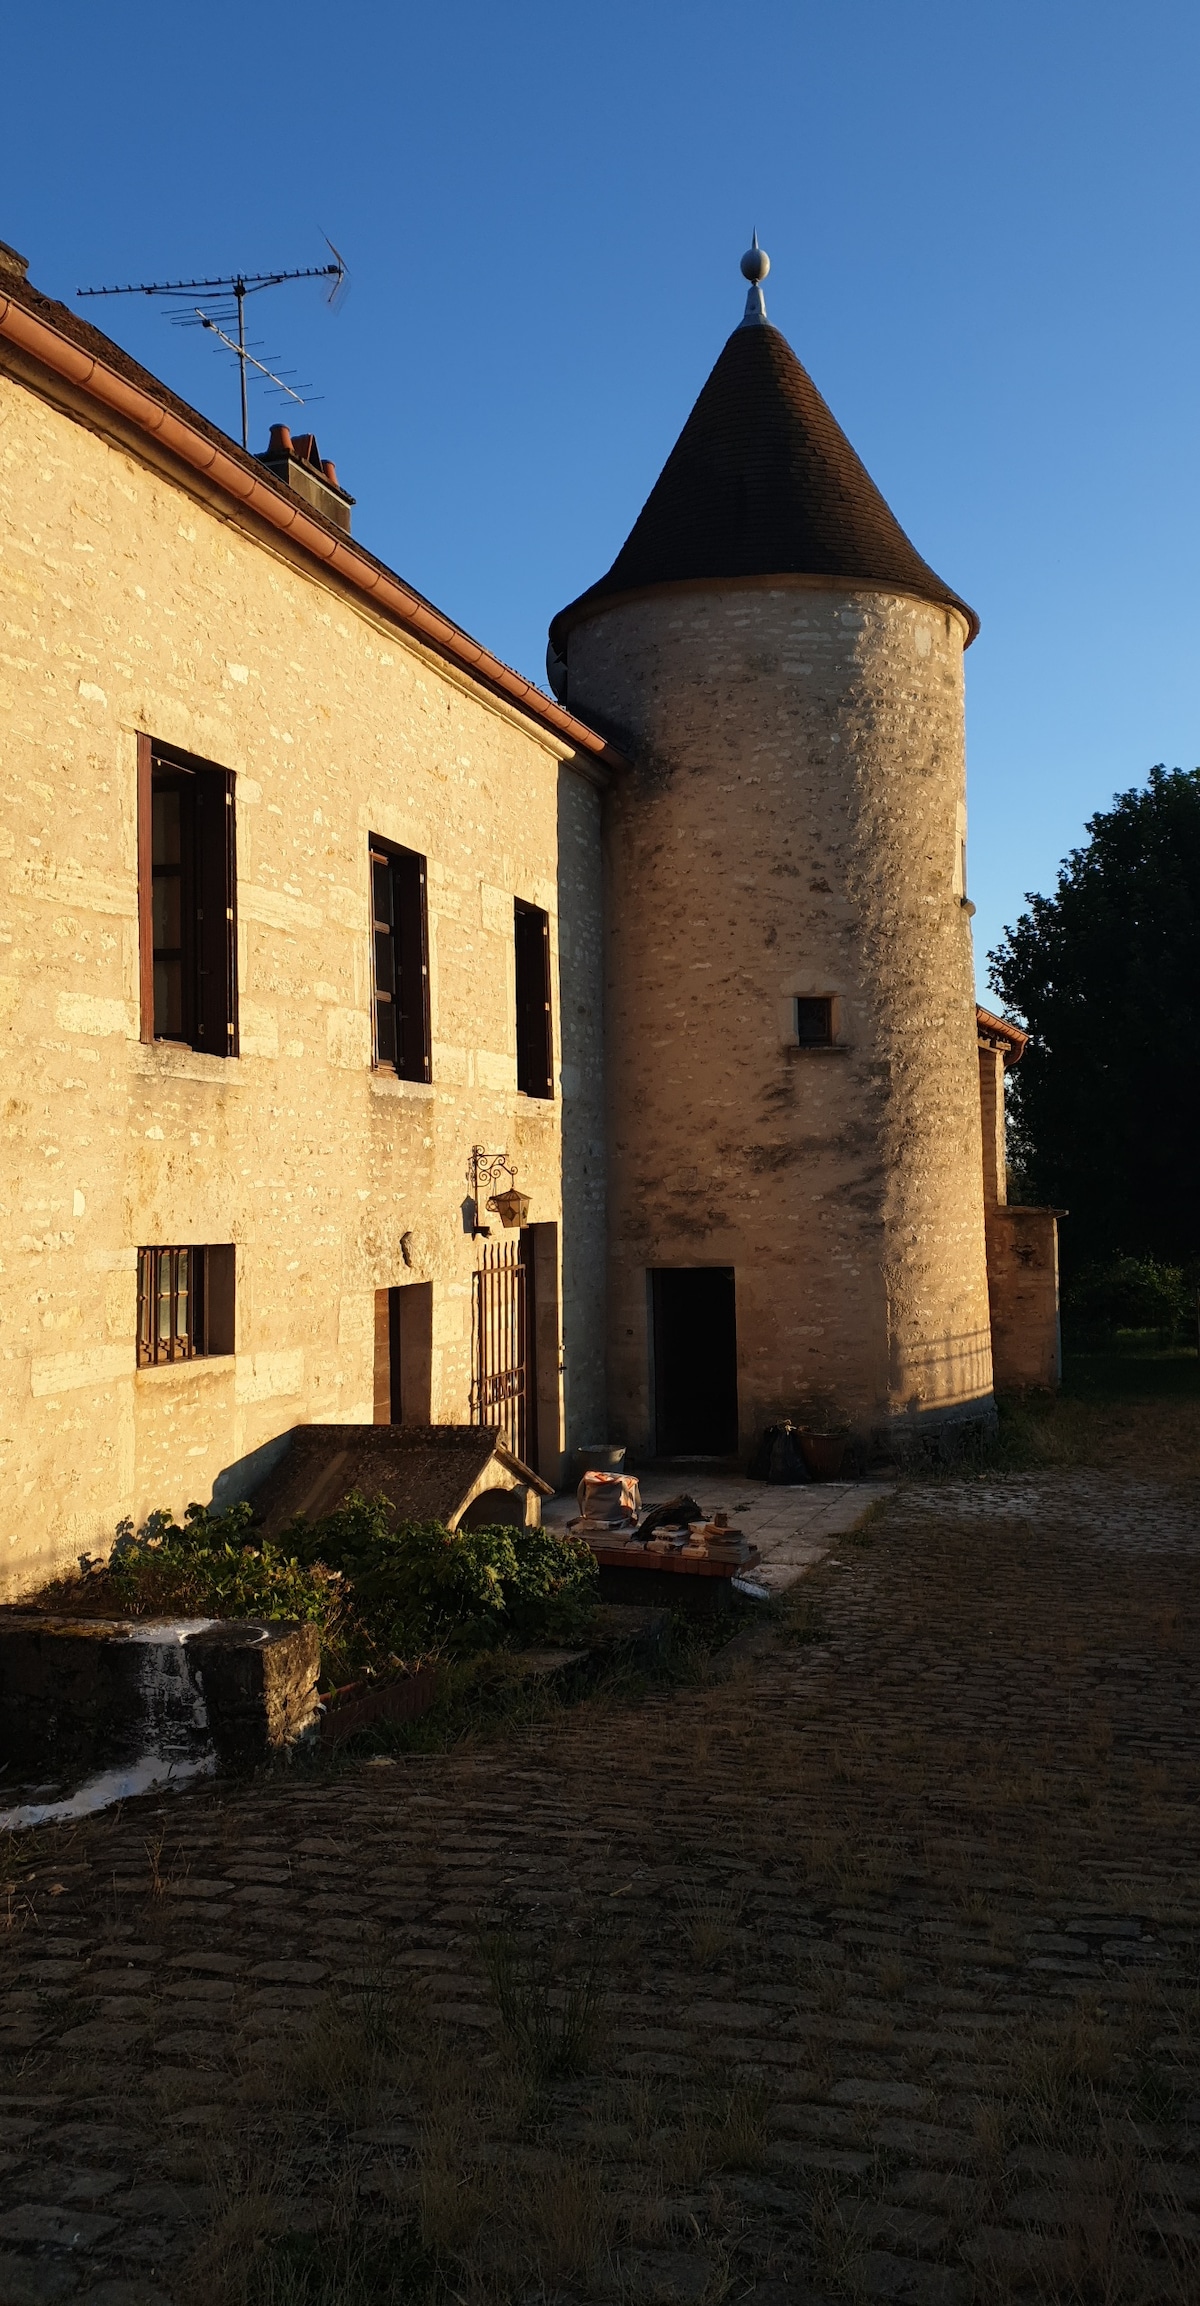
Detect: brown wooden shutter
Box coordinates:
(194, 769, 237, 1054)
(395, 848, 432, 1083)
(370, 846, 398, 1067)
(136, 733, 155, 1041)
(373, 1288, 392, 1422)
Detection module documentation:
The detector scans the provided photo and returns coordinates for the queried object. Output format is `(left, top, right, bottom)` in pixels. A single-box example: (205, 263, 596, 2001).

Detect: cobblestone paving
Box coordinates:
(1, 1468, 1199, 2304)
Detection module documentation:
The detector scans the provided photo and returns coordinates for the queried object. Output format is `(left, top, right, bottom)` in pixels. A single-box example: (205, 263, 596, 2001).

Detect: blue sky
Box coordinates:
(4, 0, 1197, 988)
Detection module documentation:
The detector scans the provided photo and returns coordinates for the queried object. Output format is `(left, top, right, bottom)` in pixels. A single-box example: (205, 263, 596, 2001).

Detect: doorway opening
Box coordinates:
(373, 1282, 433, 1426)
(651, 1266, 738, 1457)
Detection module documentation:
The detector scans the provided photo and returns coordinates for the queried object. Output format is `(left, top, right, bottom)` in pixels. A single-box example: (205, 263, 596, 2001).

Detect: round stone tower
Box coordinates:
(548, 244, 994, 1460)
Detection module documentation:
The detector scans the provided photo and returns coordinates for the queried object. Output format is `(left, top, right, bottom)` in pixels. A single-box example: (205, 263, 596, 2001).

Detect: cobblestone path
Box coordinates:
(1, 1468, 1199, 2304)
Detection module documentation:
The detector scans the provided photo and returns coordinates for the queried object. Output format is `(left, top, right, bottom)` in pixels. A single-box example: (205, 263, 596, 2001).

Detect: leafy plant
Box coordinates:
(53, 1492, 597, 1686)
(281, 1495, 598, 1656)
(989, 765, 1200, 1270)
(1064, 1255, 1192, 1341)
(100, 1503, 346, 1635)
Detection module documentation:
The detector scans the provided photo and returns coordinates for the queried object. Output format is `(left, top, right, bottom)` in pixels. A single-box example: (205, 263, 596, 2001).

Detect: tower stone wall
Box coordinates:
(565, 576, 994, 1452)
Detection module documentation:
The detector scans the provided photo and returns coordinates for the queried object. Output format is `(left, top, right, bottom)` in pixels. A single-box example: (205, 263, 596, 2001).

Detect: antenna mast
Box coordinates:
(77, 247, 347, 451)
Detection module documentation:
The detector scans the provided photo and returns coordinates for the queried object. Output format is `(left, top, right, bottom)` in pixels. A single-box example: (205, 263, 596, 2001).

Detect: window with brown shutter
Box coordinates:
(369, 838, 431, 1080)
(136, 1244, 236, 1366)
(138, 735, 238, 1055)
(514, 899, 553, 1098)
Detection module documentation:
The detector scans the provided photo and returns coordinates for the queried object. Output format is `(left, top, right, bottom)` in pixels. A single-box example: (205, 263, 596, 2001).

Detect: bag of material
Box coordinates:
(576, 1470, 642, 1525)
(748, 1422, 811, 1485)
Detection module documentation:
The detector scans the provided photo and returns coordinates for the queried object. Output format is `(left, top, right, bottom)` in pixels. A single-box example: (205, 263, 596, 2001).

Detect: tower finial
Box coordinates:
(739, 230, 770, 326)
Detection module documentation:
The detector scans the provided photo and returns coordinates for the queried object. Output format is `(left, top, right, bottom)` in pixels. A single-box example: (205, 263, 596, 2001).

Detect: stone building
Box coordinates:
(0, 238, 614, 1599)
(0, 233, 1057, 1597)
(550, 241, 1057, 1457)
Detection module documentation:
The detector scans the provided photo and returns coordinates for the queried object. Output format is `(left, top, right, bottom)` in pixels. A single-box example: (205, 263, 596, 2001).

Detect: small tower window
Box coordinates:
(795, 997, 834, 1047)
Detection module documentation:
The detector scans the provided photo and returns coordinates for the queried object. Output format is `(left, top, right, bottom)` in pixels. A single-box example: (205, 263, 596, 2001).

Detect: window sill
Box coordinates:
(370, 1070, 436, 1099)
(134, 1042, 243, 1085)
(786, 1043, 852, 1057)
(135, 1354, 236, 1385)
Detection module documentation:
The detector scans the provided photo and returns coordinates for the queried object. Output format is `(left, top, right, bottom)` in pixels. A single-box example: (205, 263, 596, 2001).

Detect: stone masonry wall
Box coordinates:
(565, 579, 993, 1451)
(0, 368, 605, 1595)
(985, 1208, 1062, 1391)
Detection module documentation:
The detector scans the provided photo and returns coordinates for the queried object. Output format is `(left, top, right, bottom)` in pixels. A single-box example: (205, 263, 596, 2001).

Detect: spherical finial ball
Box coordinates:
(740, 238, 770, 286)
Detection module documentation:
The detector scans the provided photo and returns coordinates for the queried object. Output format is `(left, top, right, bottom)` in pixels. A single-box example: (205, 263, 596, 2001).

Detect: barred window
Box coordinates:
(136, 1245, 236, 1367)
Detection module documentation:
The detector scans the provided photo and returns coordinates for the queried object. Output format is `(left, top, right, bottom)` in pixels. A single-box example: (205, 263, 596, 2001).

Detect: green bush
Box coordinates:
(69, 1492, 597, 1683)
(94, 1500, 355, 1673)
(1063, 1255, 1192, 1340)
(280, 1495, 598, 1657)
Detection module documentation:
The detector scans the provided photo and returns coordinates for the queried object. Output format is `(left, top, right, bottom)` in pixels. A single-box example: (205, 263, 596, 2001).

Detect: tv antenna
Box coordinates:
(77, 242, 348, 451)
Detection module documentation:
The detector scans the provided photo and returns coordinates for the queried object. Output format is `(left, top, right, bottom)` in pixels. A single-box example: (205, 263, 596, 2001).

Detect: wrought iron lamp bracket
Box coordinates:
(470, 1147, 515, 1202)
(468, 1147, 529, 1233)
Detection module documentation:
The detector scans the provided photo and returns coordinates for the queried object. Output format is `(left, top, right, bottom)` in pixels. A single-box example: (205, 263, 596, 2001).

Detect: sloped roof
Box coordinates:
(976, 1005, 1029, 1063)
(550, 320, 977, 650)
(0, 254, 623, 769)
(253, 1424, 550, 1539)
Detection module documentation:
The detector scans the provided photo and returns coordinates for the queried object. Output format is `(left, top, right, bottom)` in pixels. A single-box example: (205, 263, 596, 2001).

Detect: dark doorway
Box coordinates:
(651, 1267, 738, 1456)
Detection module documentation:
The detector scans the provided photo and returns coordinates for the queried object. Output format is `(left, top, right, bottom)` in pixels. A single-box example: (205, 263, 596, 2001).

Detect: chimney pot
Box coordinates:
(256, 422, 354, 533)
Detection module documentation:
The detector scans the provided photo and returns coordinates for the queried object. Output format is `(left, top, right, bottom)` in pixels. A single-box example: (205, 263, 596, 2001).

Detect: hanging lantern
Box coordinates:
(487, 1186, 530, 1229)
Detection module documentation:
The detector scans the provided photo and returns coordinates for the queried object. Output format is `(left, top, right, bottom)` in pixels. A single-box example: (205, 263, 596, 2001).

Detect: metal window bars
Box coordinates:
(137, 1245, 202, 1366)
(469, 1238, 528, 1463)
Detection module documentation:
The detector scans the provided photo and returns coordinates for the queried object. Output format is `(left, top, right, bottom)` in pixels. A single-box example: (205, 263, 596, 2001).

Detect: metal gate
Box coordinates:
(470, 1238, 528, 1462)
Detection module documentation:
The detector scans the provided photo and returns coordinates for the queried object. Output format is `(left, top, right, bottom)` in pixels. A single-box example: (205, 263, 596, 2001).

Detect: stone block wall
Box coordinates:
(0, 366, 605, 1593)
(566, 579, 993, 1452)
(985, 1207, 1062, 1391)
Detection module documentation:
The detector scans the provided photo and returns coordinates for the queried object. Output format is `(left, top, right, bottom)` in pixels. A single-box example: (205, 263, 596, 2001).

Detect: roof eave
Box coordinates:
(0, 286, 628, 773)
(976, 1005, 1029, 1064)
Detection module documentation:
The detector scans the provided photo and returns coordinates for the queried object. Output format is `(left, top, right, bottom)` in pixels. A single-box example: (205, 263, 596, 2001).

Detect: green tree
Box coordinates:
(988, 766, 1200, 1270)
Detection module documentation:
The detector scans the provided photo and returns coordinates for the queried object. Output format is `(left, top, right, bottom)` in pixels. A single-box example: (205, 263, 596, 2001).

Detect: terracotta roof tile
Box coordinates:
(976, 1005, 1028, 1060)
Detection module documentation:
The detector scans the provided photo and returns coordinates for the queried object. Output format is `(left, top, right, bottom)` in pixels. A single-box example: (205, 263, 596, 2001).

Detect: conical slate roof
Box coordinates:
(549, 318, 977, 650)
